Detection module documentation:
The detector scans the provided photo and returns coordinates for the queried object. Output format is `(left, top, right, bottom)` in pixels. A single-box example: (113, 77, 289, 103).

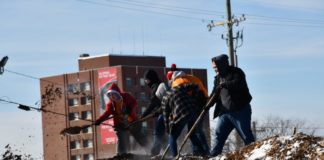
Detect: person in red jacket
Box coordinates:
(94, 83, 147, 156)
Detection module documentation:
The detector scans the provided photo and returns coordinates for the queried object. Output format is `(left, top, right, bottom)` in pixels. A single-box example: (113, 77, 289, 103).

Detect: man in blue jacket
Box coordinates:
(209, 54, 255, 156)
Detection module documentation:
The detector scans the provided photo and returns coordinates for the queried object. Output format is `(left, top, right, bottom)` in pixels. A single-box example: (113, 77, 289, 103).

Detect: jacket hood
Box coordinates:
(106, 83, 121, 94)
(144, 69, 161, 87)
(212, 54, 230, 77)
(171, 71, 186, 82)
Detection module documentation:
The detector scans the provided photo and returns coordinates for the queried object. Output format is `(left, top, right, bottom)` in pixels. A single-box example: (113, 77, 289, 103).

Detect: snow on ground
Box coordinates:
(209, 133, 324, 160)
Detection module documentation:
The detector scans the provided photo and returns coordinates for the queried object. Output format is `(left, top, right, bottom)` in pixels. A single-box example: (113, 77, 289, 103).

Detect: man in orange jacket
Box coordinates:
(164, 71, 210, 157)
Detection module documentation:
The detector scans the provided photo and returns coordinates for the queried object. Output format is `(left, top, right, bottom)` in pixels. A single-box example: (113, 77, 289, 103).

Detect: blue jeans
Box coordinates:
(210, 104, 255, 156)
(194, 120, 210, 156)
(151, 114, 166, 155)
(168, 113, 208, 157)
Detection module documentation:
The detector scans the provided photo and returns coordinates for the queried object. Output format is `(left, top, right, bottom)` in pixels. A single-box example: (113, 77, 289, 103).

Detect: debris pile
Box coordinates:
(210, 133, 324, 160)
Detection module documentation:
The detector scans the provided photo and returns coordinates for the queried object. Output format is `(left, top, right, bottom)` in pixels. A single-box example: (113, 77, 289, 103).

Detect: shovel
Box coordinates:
(60, 124, 93, 135)
(124, 108, 162, 129)
(60, 116, 114, 135)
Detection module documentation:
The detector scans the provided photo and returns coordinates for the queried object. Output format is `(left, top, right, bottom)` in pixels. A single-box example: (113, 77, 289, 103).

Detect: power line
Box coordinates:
(111, 0, 225, 15)
(77, 0, 210, 21)
(78, 0, 324, 29)
(245, 14, 324, 24)
(245, 22, 324, 28)
(243, 0, 324, 13)
(5, 69, 64, 86)
(105, 0, 223, 16)
(106, 0, 324, 25)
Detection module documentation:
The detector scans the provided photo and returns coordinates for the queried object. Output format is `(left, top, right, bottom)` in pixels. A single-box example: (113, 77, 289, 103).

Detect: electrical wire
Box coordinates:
(77, 0, 210, 21)
(4, 69, 64, 86)
(104, 0, 223, 16)
(242, 0, 324, 13)
(102, 0, 324, 25)
(78, 0, 324, 29)
(110, 0, 225, 15)
(245, 22, 324, 28)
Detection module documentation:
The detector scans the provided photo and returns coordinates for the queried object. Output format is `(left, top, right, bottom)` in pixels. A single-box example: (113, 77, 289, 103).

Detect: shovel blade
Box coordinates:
(60, 126, 84, 135)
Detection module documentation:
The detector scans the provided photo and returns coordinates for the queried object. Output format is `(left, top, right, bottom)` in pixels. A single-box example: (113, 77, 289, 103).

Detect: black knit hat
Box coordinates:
(144, 69, 161, 87)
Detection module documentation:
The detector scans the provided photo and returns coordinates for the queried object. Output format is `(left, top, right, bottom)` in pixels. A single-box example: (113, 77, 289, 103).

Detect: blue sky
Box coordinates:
(1, 0, 324, 157)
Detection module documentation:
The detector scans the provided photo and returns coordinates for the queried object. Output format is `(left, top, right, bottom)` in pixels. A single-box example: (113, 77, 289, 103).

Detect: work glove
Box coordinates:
(219, 79, 226, 88)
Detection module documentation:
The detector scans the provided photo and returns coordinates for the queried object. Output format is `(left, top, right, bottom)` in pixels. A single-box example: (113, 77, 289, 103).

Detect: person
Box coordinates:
(209, 54, 255, 156)
(163, 71, 210, 157)
(94, 83, 147, 156)
(141, 69, 167, 156)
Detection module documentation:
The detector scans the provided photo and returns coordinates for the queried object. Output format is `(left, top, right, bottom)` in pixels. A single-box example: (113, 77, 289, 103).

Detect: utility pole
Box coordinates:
(207, 0, 245, 67)
(226, 0, 235, 66)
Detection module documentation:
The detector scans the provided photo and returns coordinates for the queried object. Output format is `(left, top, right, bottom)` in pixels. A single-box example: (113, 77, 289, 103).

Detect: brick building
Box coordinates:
(40, 54, 210, 160)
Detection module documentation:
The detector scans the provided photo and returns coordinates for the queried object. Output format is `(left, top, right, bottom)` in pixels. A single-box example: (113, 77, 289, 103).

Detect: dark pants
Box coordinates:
(210, 104, 255, 156)
(168, 113, 209, 157)
(115, 123, 148, 155)
(151, 114, 166, 156)
(114, 125, 128, 155)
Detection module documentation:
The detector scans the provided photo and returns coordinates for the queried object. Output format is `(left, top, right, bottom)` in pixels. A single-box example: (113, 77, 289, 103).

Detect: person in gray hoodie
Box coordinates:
(209, 54, 255, 156)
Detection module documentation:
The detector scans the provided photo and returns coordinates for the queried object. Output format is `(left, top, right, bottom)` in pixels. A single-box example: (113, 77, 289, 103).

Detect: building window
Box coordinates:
(82, 126, 93, 134)
(68, 98, 79, 107)
(83, 139, 93, 148)
(68, 84, 78, 94)
(81, 96, 91, 105)
(80, 82, 91, 92)
(125, 77, 132, 88)
(140, 78, 145, 86)
(69, 112, 80, 121)
(70, 140, 81, 149)
(139, 92, 146, 101)
(83, 154, 94, 160)
(71, 155, 81, 160)
(81, 111, 92, 120)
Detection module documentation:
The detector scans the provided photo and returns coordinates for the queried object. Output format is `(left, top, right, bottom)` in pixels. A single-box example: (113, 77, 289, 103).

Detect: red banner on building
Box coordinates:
(98, 68, 117, 144)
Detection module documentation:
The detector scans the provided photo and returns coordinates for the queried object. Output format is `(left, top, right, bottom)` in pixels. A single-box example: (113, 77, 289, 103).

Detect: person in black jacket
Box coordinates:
(209, 54, 255, 156)
(142, 69, 167, 156)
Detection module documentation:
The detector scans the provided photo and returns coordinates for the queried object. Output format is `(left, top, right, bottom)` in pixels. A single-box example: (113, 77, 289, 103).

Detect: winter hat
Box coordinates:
(171, 63, 177, 71)
(106, 83, 122, 99)
(144, 69, 161, 87)
(166, 71, 173, 80)
(171, 71, 186, 82)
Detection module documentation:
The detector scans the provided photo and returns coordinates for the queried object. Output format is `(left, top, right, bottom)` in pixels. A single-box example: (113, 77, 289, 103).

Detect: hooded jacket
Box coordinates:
(96, 83, 138, 125)
(211, 54, 252, 118)
(142, 69, 162, 117)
